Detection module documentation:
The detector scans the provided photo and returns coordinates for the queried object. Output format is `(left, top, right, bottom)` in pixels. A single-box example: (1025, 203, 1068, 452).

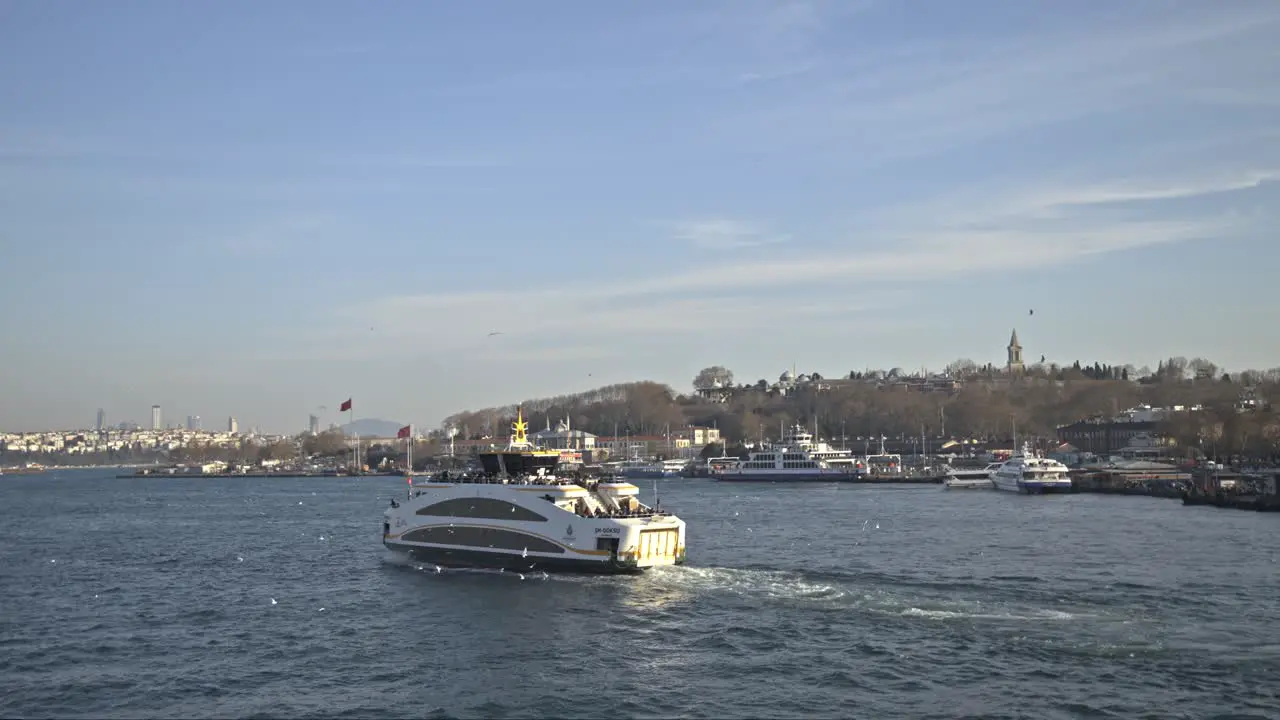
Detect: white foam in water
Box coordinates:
(900, 606, 1076, 621)
(649, 565, 847, 603)
(383, 550, 409, 563)
(639, 566, 1088, 626)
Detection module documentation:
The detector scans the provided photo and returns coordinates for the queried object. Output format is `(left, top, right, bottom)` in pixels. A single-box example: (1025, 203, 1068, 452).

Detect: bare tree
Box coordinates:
(692, 366, 734, 390)
(1188, 358, 1219, 380)
(946, 358, 979, 377)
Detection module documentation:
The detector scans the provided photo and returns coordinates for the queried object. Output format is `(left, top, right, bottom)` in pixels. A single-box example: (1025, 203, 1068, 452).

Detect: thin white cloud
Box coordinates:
(1043, 171, 1280, 209)
(679, 0, 877, 86)
(876, 169, 1280, 231)
(220, 215, 339, 256)
(311, 167, 1265, 361)
(673, 219, 790, 250)
(718, 4, 1280, 158)
(738, 63, 818, 84)
(301, 295, 886, 365)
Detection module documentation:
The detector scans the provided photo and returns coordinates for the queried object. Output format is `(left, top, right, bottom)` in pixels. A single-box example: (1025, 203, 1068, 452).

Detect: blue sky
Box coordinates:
(1, 0, 1278, 433)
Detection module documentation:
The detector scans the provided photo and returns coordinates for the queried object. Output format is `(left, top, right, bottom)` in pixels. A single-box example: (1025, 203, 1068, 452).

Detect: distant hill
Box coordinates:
(340, 418, 406, 438)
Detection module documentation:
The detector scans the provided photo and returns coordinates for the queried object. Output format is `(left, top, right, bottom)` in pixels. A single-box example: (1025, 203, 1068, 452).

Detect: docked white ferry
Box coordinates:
(659, 459, 688, 477)
(711, 445, 846, 482)
(990, 444, 1073, 494)
(782, 424, 858, 469)
(614, 458, 665, 479)
(383, 410, 685, 573)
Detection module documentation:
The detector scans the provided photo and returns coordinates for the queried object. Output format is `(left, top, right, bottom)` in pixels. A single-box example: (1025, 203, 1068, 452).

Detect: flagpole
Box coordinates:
(348, 402, 358, 475)
(406, 425, 414, 500)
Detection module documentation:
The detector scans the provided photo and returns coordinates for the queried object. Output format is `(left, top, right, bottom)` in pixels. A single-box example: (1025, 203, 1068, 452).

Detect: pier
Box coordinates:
(1179, 468, 1280, 511)
(114, 470, 403, 479)
(1069, 462, 1190, 498)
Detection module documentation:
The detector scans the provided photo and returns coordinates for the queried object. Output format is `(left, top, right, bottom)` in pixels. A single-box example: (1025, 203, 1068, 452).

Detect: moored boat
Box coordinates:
(943, 463, 1000, 490)
(615, 458, 666, 480)
(712, 446, 845, 482)
(991, 444, 1072, 494)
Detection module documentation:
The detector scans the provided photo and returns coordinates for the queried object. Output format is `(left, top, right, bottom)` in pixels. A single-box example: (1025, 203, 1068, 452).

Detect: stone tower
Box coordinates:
(1007, 329, 1024, 373)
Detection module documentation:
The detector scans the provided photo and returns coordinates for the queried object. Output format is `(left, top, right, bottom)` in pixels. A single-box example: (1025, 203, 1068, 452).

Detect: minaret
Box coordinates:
(1007, 329, 1025, 373)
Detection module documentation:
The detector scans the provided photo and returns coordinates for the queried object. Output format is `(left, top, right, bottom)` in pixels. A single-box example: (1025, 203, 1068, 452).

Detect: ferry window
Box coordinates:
(416, 497, 549, 522)
(400, 526, 565, 553)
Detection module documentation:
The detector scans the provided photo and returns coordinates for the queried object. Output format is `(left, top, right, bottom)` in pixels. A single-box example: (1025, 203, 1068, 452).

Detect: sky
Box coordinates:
(1, 0, 1278, 434)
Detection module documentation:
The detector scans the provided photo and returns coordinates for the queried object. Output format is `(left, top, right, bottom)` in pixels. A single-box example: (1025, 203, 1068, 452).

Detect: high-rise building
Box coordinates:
(186, 415, 201, 431)
(151, 405, 162, 430)
(227, 417, 238, 434)
(96, 408, 106, 431)
(309, 414, 320, 435)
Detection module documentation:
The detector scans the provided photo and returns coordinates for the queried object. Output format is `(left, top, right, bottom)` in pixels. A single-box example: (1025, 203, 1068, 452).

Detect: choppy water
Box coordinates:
(2, 470, 1277, 719)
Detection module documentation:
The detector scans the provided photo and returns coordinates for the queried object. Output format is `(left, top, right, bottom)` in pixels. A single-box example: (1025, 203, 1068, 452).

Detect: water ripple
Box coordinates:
(1, 471, 1276, 718)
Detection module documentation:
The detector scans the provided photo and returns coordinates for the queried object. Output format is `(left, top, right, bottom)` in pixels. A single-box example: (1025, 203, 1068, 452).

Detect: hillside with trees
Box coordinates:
(437, 358, 1280, 458)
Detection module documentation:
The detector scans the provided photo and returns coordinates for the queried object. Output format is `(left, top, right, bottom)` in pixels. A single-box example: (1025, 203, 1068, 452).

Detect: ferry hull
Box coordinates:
(945, 478, 994, 489)
(992, 476, 1073, 494)
(1016, 481, 1073, 495)
(712, 472, 843, 482)
(385, 539, 648, 575)
(620, 469, 665, 480)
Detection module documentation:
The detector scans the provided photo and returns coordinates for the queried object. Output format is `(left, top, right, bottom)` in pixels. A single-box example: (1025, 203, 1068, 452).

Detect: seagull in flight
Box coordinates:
(487, 331, 504, 337)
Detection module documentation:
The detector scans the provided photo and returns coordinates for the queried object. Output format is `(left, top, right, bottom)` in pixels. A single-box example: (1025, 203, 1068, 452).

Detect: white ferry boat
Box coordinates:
(782, 425, 858, 469)
(659, 459, 688, 477)
(615, 458, 665, 479)
(383, 409, 685, 573)
(991, 444, 1073, 494)
(711, 446, 845, 482)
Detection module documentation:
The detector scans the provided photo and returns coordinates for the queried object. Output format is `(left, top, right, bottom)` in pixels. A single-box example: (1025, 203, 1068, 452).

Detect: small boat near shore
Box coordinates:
(943, 463, 999, 490)
(1, 463, 47, 476)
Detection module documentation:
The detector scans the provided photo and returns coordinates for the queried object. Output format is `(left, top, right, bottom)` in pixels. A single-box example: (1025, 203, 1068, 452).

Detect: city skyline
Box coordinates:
(1, 1, 1278, 434)
(1, 337, 1272, 435)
